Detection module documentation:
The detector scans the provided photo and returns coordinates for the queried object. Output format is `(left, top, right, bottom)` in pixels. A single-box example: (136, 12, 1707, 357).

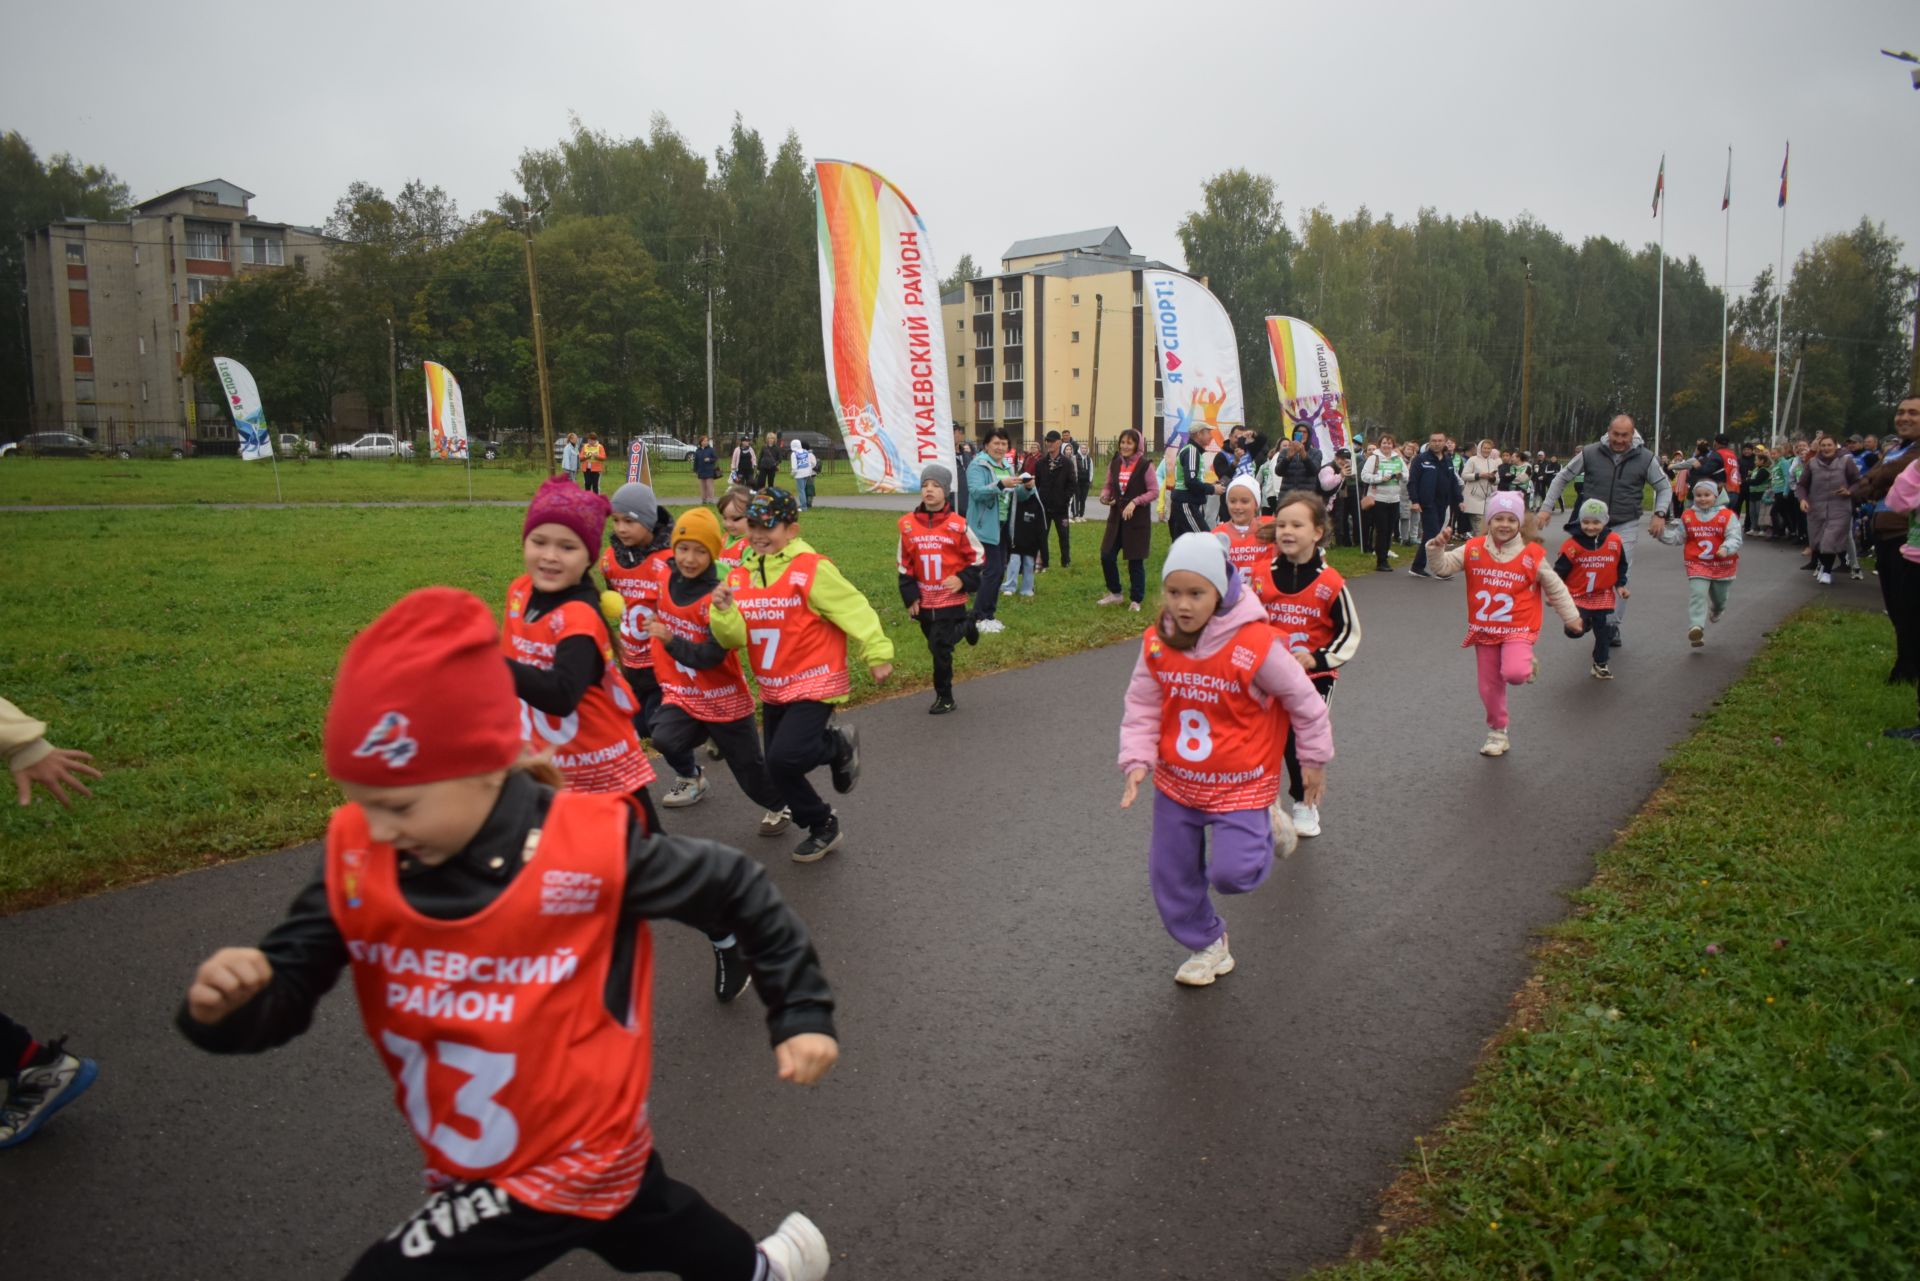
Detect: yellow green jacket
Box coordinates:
(710, 538, 893, 702)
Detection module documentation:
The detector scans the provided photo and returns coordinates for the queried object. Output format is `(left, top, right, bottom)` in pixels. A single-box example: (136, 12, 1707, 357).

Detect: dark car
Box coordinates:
(117, 435, 196, 459)
(5, 431, 106, 458)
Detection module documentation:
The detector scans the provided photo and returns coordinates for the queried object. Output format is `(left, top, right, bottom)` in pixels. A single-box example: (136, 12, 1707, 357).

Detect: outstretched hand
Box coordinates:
(1564, 621, 1587, 639)
(13, 746, 102, 808)
(709, 584, 735, 612)
(1301, 766, 1326, 808)
(774, 1033, 839, 1085)
(186, 947, 273, 1025)
(1120, 765, 1148, 809)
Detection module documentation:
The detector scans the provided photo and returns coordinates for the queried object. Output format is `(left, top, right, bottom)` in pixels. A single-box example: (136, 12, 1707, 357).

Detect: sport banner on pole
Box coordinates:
(813, 159, 954, 493)
(1265, 317, 1352, 456)
(1144, 268, 1243, 449)
(212, 356, 273, 461)
(627, 439, 653, 486)
(422, 361, 468, 460)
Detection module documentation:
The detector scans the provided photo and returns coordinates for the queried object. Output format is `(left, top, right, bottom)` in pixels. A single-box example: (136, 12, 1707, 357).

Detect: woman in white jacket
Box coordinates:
(1359, 435, 1405, 572)
(1460, 439, 1501, 533)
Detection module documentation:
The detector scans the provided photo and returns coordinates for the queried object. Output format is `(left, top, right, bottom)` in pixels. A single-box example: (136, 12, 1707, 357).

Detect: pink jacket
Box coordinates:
(1886, 457, 1920, 564)
(1118, 578, 1334, 779)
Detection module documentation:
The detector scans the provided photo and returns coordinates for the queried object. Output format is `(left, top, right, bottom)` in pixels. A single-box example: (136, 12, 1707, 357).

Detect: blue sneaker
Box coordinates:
(0, 1041, 98, 1149)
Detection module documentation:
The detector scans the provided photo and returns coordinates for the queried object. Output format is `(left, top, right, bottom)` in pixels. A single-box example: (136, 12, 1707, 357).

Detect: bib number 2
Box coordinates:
(1174, 708, 1213, 763)
(381, 1032, 519, 1168)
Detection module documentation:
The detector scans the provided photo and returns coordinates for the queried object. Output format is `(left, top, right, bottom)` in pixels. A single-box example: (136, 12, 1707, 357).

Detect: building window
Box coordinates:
(138, 336, 147, 355)
(74, 377, 96, 401)
(1071, 331, 1081, 343)
(1071, 293, 1080, 305)
(72, 333, 91, 358)
(1133, 290, 1143, 307)
(66, 241, 85, 262)
(958, 389, 966, 401)
(1072, 404, 1082, 417)
(241, 235, 284, 266)
(187, 278, 221, 305)
(1004, 363, 1022, 382)
(957, 354, 964, 368)
(1004, 327, 1022, 347)
(294, 254, 307, 271)
(1073, 368, 1081, 378)
(141, 381, 149, 403)
(133, 246, 141, 266)
(1002, 291, 1022, 312)
(956, 318, 964, 332)
(186, 227, 227, 260)
(173, 329, 181, 352)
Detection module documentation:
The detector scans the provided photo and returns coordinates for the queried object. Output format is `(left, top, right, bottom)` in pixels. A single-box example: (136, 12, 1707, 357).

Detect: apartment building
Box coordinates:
(21, 178, 336, 439)
(939, 226, 1179, 451)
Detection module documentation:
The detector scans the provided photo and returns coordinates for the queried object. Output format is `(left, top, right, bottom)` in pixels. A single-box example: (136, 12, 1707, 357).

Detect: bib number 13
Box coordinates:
(1174, 708, 1213, 762)
(382, 1032, 519, 1168)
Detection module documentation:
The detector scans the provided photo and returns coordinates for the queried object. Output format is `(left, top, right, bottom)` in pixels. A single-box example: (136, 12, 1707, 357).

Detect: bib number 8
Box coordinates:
(1472, 590, 1515, 623)
(1174, 708, 1213, 763)
(382, 1032, 519, 1168)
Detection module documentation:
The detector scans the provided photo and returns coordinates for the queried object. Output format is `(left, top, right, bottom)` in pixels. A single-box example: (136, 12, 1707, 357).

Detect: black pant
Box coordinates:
(919, 607, 968, 699)
(1284, 679, 1334, 803)
(761, 699, 837, 832)
(1876, 540, 1920, 712)
(1102, 543, 1146, 603)
(1, 1011, 32, 1080)
(625, 668, 698, 780)
(1367, 501, 1400, 568)
(582, 470, 602, 494)
(1045, 507, 1071, 566)
(976, 527, 1008, 620)
(1411, 505, 1448, 574)
(344, 1154, 755, 1280)
(1581, 607, 1613, 664)
(648, 705, 785, 812)
(1074, 480, 1091, 518)
(1333, 493, 1362, 548)
(1169, 499, 1209, 539)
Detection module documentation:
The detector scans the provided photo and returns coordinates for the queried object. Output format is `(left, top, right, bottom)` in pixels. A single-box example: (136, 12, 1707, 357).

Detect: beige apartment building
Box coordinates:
(939, 227, 1179, 453)
(22, 178, 337, 440)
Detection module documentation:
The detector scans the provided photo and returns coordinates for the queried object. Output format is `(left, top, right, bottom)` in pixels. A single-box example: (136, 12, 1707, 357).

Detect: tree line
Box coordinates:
(4, 126, 1913, 451)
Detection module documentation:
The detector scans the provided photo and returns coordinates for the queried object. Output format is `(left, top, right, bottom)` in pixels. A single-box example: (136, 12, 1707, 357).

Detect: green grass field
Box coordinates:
(1315, 607, 1920, 1279)
(0, 456, 870, 506)
(0, 493, 1373, 909)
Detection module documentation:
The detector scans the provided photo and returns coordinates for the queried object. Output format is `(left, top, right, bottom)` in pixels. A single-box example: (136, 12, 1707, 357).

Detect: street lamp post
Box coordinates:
(520, 201, 556, 476)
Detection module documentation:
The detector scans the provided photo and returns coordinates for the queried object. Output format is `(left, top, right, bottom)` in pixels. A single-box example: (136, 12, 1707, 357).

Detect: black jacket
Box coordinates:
(1409, 448, 1462, 510)
(175, 772, 837, 1054)
(1036, 449, 1077, 512)
(507, 578, 607, 715)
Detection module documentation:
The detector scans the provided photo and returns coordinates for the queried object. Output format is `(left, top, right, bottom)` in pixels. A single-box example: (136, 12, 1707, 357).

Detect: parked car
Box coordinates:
(117, 435, 196, 459)
(333, 433, 414, 460)
(277, 433, 320, 455)
(5, 431, 106, 458)
(634, 434, 696, 462)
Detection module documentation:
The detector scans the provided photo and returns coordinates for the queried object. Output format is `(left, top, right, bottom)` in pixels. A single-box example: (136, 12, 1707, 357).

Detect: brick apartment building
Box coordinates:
(21, 178, 337, 441)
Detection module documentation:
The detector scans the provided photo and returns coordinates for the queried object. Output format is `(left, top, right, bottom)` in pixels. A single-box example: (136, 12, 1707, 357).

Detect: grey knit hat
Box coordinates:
(919, 464, 954, 496)
(610, 482, 658, 528)
(1579, 499, 1609, 523)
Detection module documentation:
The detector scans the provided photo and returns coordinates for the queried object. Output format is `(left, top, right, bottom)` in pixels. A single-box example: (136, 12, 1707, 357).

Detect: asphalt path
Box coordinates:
(0, 524, 1839, 1279)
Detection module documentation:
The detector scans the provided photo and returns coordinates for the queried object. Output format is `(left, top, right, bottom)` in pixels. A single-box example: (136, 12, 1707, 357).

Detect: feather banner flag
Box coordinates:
(1652, 155, 1666, 217)
(1722, 148, 1732, 211)
(1266, 317, 1352, 457)
(1144, 269, 1242, 512)
(213, 356, 273, 461)
(422, 361, 468, 460)
(1778, 142, 1789, 208)
(813, 159, 954, 493)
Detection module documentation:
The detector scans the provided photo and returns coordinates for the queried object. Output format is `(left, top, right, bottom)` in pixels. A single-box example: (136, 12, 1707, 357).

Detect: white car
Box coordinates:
(333, 433, 414, 460)
(636, 434, 696, 462)
(278, 433, 321, 455)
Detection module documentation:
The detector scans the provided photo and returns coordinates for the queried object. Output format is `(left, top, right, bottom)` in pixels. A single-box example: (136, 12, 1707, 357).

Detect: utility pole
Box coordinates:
(1087, 295, 1105, 447)
(1910, 277, 1920, 394)
(520, 205, 556, 476)
(386, 317, 399, 440)
(1520, 257, 1534, 454)
(704, 240, 716, 444)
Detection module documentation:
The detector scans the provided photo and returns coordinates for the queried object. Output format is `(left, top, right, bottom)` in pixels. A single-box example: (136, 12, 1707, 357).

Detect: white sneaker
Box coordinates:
(1479, 729, 1510, 757)
(758, 1211, 830, 1281)
(1290, 800, 1321, 838)
(1387, 550, 1400, 560)
(1268, 801, 1299, 859)
(659, 773, 708, 808)
(1816, 569, 1833, 585)
(1127, 601, 1142, 612)
(1688, 626, 1705, 648)
(759, 806, 792, 837)
(1174, 934, 1235, 986)
(976, 618, 1006, 634)
(1096, 592, 1124, 606)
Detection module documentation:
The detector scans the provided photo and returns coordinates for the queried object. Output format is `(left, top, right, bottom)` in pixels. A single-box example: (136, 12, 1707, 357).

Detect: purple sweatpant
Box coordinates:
(1149, 789, 1275, 950)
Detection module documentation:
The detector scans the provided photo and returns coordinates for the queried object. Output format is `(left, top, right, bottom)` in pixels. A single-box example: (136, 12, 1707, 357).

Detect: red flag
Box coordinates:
(1652, 155, 1665, 217)
(1721, 148, 1731, 211)
(1777, 142, 1789, 208)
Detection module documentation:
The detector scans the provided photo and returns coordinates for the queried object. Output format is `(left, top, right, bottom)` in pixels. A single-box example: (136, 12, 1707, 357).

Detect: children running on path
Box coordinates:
(1119, 533, 1334, 987)
(1424, 491, 1585, 756)
(1554, 499, 1630, 678)
(178, 587, 837, 1281)
(1660, 478, 1743, 648)
(896, 463, 985, 715)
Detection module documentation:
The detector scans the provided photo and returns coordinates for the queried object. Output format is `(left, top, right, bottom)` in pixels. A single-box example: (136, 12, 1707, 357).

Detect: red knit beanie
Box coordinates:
(523, 475, 611, 553)
(324, 587, 522, 786)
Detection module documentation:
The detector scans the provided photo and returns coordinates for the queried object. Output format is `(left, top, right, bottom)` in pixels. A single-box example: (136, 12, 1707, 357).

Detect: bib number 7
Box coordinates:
(381, 1032, 519, 1168)
(749, 628, 781, 672)
(1471, 590, 1515, 623)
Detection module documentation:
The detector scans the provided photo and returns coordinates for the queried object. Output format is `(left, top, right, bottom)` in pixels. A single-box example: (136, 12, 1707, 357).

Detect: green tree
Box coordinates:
(184, 268, 347, 430)
(940, 253, 979, 297)
(1780, 219, 1916, 435)
(0, 132, 131, 428)
(1177, 170, 1295, 433)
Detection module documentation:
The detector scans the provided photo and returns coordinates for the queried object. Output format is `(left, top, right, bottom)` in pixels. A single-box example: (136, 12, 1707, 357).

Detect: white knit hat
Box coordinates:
(1162, 531, 1233, 597)
(1226, 474, 1262, 505)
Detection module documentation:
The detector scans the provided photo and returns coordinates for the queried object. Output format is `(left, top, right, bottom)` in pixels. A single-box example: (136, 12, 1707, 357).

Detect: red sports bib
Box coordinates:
(598, 545, 670, 668)
(1248, 562, 1346, 683)
(501, 576, 655, 793)
(326, 792, 654, 1219)
(726, 552, 851, 704)
(1682, 507, 1738, 580)
(1460, 539, 1546, 644)
(1558, 533, 1624, 610)
(1212, 519, 1274, 579)
(718, 538, 748, 572)
(898, 510, 977, 610)
(1142, 621, 1286, 812)
(647, 561, 755, 723)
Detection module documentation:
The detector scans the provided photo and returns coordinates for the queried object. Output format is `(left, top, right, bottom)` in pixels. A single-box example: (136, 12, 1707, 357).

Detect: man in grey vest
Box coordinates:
(1539, 414, 1673, 647)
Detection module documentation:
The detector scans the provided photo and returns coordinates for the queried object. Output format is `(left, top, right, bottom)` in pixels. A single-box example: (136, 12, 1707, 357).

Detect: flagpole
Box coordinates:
(1770, 143, 1788, 443)
(1654, 175, 1667, 460)
(1719, 146, 1731, 438)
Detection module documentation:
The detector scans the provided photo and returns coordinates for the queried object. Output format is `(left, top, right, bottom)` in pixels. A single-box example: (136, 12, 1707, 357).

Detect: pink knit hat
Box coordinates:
(1486, 491, 1527, 523)
(523, 475, 610, 551)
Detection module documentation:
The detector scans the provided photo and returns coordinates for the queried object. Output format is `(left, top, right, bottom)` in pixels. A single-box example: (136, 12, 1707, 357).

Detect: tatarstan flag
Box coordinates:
(1652, 155, 1665, 217)
(1778, 142, 1789, 208)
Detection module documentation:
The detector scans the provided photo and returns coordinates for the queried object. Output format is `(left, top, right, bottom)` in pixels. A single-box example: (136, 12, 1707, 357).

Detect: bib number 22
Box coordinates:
(1472, 590, 1515, 623)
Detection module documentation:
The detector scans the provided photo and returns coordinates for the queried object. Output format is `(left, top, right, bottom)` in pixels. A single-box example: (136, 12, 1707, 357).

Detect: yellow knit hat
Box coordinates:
(672, 506, 725, 561)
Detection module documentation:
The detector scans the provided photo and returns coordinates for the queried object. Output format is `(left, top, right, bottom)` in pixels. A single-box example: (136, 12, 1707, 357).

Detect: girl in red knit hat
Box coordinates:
(177, 586, 838, 1281)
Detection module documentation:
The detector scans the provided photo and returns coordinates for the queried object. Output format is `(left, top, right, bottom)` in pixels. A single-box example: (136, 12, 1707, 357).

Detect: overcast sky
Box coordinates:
(6, 0, 1914, 302)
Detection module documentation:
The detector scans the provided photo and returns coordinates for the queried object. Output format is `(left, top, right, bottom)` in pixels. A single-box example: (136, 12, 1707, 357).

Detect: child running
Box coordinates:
(1119, 533, 1334, 986)
(1212, 475, 1272, 581)
(1658, 478, 1743, 649)
(710, 488, 893, 864)
(897, 463, 985, 715)
(178, 587, 837, 1281)
(1248, 492, 1360, 839)
(597, 482, 705, 807)
(1424, 490, 1585, 757)
(717, 485, 753, 572)
(641, 506, 793, 844)
(1554, 498, 1630, 679)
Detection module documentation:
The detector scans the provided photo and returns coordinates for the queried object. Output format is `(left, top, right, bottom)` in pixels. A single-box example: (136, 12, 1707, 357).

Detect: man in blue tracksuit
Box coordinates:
(1408, 431, 1463, 578)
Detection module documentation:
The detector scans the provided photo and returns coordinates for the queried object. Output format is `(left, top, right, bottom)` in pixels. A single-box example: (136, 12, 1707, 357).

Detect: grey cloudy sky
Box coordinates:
(7, 0, 1914, 302)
